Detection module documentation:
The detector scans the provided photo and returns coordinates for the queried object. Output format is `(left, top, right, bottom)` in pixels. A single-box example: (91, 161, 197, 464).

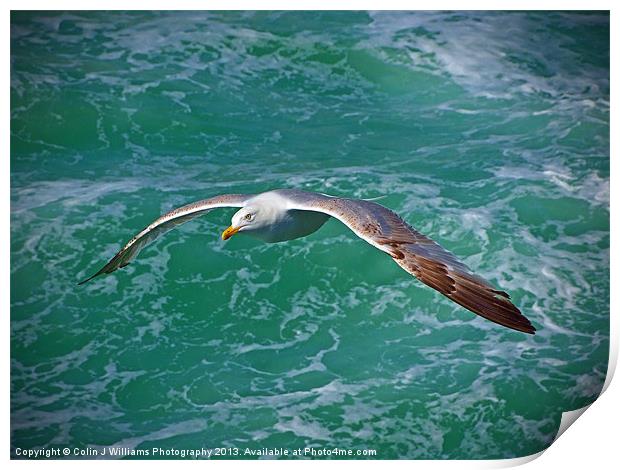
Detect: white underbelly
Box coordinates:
(250, 210, 330, 243)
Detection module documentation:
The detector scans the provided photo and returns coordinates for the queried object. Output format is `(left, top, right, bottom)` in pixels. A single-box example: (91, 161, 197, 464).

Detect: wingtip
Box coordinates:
(77, 275, 94, 286)
(512, 317, 536, 335)
(77, 271, 102, 286)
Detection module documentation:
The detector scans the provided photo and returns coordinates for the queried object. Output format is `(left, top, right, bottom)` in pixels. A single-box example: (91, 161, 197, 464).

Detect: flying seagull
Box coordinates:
(79, 189, 535, 334)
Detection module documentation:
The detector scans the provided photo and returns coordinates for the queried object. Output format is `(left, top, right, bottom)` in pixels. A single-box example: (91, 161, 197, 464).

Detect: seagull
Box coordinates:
(79, 188, 535, 334)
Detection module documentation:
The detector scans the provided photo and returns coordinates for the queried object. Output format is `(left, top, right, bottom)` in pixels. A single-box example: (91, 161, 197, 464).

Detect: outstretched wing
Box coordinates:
(78, 193, 251, 285)
(281, 189, 535, 334)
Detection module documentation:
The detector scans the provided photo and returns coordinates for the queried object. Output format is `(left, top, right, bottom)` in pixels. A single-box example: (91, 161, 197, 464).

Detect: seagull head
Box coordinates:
(222, 206, 261, 240)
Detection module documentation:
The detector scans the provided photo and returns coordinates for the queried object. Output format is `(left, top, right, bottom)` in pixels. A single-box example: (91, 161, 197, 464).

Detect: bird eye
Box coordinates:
(244, 213, 253, 221)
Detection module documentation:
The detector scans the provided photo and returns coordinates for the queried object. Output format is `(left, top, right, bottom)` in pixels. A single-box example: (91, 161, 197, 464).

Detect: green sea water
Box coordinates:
(10, 11, 609, 459)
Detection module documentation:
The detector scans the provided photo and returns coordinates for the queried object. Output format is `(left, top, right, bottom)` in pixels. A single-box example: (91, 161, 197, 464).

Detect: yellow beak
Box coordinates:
(221, 225, 240, 240)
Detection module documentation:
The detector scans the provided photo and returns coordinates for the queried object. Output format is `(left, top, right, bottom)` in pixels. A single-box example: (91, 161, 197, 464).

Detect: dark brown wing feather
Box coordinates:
(78, 193, 251, 285)
(282, 189, 535, 334)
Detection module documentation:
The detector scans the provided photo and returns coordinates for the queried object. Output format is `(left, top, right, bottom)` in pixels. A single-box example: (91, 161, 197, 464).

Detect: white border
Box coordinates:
(4, 2, 616, 468)
(2, 1, 617, 10)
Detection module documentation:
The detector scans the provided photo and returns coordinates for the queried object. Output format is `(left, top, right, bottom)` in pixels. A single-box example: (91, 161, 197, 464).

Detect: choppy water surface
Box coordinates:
(11, 11, 609, 459)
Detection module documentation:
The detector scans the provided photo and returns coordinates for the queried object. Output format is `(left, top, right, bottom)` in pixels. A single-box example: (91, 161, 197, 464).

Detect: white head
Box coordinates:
(221, 192, 290, 241)
(221, 206, 263, 240)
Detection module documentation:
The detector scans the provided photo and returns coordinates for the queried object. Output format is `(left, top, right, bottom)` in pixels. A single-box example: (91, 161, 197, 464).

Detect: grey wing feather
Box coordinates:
(78, 193, 251, 285)
(285, 189, 535, 334)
